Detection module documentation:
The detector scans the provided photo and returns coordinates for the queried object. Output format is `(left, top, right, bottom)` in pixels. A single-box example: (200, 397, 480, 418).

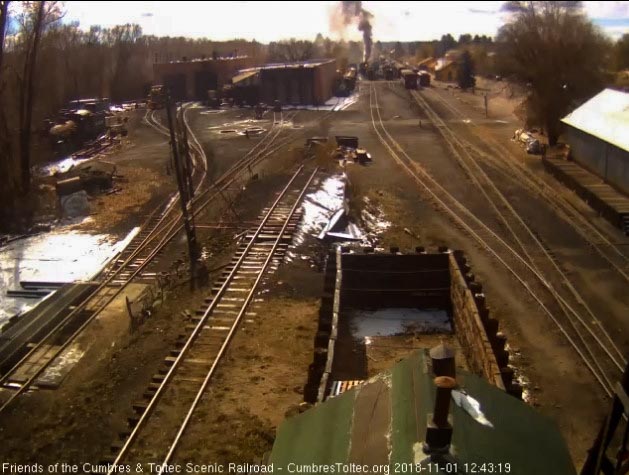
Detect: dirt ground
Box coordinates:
(30, 110, 177, 238)
(341, 80, 629, 466)
(0, 81, 626, 471)
(172, 297, 320, 463)
(366, 333, 467, 377)
(0, 108, 329, 465)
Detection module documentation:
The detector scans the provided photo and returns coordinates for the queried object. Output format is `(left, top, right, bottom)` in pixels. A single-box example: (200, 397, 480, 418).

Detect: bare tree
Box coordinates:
(106, 23, 143, 100)
(0, 1, 8, 71)
(0, 1, 16, 211)
(268, 39, 315, 63)
(50, 22, 83, 101)
(16, 1, 62, 194)
(615, 33, 629, 71)
(496, 1, 610, 145)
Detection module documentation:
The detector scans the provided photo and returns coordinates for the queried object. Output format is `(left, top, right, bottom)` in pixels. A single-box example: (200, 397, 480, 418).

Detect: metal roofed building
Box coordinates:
(153, 56, 257, 101)
(270, 350, 576, 475)
(234, 59, 338, 106)
(561, 88, 629, 195)
(434, 59, 458, 82)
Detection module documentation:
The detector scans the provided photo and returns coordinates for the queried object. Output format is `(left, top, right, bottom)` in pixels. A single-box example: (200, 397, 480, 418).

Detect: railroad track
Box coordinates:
(105, 165, 318, 471)
(100, 104, 211, 285)
(412, 86, 629, 361)
(0, 104, 208, 409)
(409, 86, 625, 390)
(422, 86, 629, 283)
(0, 105, 299, 413)
(99, 106, 298, 286)
(143, 108, 169, 137)
(112, 106, 300, 280)
(369, 82, 624, 397)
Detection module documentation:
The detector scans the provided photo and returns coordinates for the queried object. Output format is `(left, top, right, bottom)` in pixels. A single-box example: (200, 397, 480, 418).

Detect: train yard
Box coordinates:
(0, 78, 627, 469)
(375, 83, 627, 397)
(359, 81, 629, 461)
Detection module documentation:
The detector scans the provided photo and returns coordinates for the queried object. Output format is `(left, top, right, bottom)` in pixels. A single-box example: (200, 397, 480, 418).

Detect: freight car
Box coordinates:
(400, 69, 418, 89)
(419, 71, 431, 88)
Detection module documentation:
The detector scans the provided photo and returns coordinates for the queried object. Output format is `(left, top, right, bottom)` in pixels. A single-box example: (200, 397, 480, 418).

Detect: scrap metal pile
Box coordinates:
(55, 161, 118, 217)
(332, 135, 372, 164)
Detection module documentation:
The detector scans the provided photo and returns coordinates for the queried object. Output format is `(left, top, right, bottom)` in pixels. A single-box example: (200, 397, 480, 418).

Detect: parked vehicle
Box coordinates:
(419, 72, 431, 88)
(48, 102, 108, 158)
(514, 129, 542, 155)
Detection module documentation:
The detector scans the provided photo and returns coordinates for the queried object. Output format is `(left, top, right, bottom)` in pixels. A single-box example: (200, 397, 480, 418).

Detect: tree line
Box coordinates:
(1, 1, 628, 228)
(0, 1, 267, 225)
(0, 4, 365, 229)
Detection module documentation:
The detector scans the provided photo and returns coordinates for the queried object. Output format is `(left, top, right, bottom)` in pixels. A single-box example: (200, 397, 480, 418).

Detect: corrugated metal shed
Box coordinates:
(561, 88, 629, 153)
(270, 350, 576, 474)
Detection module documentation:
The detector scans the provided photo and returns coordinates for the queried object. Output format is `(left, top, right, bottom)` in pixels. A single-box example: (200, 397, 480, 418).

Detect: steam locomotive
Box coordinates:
(335, 66, 358, 97)
(148, 85, 166, 110)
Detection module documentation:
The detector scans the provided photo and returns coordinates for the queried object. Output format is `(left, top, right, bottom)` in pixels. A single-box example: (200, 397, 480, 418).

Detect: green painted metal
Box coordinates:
(270, 350, 576, 475)
(390, 356, 418, 465)
(270, 388, 355, 467)
(449, 372, 576, 474)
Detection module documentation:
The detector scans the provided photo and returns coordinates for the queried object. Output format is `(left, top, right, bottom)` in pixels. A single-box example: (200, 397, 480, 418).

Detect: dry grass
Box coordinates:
(173, 297, 320, 462)
(76, 165, 170, 234)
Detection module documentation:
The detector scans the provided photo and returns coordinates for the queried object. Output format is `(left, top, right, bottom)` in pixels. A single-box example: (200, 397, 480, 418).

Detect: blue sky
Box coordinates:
(59, 1, 629, 42)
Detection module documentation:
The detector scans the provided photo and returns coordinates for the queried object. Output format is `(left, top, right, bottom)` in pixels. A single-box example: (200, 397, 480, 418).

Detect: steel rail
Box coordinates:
(426, 87, 629, 277)
(369, 83, 613, 396)
(160, 167, 319, 467)
(0, 106, 207, 411)
(108, 165, 308, 471)
(410, 88, 625, 374)
(0, 104, 206, 394)
(0, 105, 327, 414)
(411, 87, 626, 370)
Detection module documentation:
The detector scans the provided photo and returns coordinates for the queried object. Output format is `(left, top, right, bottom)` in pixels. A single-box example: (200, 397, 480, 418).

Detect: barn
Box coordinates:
(561, 89, 629, 196)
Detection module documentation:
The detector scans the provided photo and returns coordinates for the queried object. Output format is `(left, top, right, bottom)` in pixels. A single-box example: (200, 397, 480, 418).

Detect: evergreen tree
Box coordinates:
(457, 50, 476, 90)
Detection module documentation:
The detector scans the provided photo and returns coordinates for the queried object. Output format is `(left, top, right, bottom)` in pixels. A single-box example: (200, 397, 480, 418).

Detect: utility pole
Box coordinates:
(178, 114, 195, 202)
(165, 94, 199, 289)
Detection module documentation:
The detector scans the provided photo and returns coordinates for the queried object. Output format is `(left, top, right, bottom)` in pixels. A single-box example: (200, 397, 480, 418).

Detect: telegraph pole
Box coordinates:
(165, 94, 199, 289)
(178, 114, 195, 202)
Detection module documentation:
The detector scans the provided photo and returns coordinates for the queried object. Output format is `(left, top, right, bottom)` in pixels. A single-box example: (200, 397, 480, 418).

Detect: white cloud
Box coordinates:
(584, 1, 629, 19)
(600, 25, 629, 39)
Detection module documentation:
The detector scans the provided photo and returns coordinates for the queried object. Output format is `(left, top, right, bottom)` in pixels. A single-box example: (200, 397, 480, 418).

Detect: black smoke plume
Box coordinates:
(340, 1, 373, 62)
